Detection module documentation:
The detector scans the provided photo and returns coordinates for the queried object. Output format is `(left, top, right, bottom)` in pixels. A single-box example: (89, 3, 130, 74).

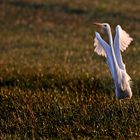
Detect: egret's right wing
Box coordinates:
(114, 25, 133, 70)
(115, 25, 133, 52)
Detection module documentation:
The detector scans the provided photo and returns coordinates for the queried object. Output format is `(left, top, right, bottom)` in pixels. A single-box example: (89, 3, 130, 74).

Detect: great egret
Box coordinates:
(94, 23, 133, 99)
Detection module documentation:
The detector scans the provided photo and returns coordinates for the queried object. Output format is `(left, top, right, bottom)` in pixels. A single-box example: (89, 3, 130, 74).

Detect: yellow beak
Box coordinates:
(93, 22, 103, 27)
(93, 22, 104, 33)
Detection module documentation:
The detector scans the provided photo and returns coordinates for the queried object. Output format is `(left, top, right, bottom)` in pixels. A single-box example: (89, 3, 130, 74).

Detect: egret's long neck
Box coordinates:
(108, 28, 113, 48)
(107, 27, 120, 75)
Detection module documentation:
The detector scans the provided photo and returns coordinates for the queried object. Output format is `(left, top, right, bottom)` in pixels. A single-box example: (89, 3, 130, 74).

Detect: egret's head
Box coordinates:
(93, 22, 110, 33)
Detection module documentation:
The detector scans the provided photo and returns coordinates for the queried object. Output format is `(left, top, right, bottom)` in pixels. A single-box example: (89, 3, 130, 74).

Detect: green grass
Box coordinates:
(0, 0, 140, 139)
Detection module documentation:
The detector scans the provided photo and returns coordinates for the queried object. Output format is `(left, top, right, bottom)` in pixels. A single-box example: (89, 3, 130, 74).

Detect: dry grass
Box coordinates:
(0, 0, 140, 139)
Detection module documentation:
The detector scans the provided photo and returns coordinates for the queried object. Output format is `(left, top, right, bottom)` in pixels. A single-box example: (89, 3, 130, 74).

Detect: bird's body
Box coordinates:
(94, 23, 133, 100)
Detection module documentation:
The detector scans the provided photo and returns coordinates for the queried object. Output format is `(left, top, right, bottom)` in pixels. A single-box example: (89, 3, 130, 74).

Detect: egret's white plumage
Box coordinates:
(94, 23, 133, 100)
(94, 37, 106, 57)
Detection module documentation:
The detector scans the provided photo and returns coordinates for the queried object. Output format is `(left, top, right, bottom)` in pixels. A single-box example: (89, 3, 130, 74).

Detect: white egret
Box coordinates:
(94, 23, 133, 99)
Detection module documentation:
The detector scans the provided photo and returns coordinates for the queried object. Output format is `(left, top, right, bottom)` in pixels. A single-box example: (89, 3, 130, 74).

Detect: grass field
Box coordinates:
(0, 0, 140, 139)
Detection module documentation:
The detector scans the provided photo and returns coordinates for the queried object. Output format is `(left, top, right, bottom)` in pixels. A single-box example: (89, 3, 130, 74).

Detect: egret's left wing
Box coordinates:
(94, 32, 115, 80)
(94, 35, 106, 57)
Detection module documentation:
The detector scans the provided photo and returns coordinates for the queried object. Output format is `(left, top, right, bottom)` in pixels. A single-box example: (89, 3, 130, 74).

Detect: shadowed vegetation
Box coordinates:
(0, 0, 140, 139)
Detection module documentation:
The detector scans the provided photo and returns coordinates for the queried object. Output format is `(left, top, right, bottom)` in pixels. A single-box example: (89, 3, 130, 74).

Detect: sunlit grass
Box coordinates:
(0, 0, 140, 139)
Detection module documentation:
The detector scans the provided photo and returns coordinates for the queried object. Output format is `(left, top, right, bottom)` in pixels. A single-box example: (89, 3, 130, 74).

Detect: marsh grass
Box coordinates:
(0, 0, 140, 139)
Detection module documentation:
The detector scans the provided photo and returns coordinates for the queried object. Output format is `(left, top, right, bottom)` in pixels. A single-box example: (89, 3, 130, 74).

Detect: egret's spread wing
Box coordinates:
(114, 25, 133, 70)
(94, 32, 112, 57)
(115, 25, 133, 52)
(94, 33, 106, 57)
(94, 32, 115, 79)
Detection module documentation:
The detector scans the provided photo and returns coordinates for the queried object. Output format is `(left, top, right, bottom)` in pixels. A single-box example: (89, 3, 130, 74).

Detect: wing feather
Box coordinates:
(114, 25, 132, 90)
(94, 32, 115, 80)
(116, 25, 133, 52)
(114, 25, 133, 70)
(94, 34, 106, 57)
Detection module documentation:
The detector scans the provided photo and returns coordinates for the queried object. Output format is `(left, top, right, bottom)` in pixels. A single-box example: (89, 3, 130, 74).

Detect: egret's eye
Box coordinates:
(104, 25, 107, 27)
